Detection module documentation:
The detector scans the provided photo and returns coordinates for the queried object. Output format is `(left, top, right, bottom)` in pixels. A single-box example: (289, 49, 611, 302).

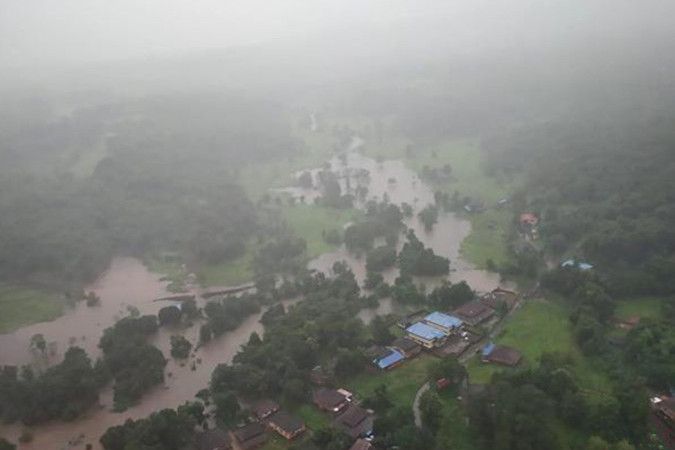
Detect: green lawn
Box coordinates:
(294, 404, 330, 431)
(466, 299, 610, 393)
(196, 242, 260, 287)
(615, 297, 665, 320)
(460, 209, 512, 268)
(281, 205, 360, 258)
(346, 355, 435, 408)
(0, 284, 64, 333)
(435, 389, 478, 450)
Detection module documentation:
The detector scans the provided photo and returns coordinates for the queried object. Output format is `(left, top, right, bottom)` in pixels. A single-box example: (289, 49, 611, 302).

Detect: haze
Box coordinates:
(1, 1, 674, 450)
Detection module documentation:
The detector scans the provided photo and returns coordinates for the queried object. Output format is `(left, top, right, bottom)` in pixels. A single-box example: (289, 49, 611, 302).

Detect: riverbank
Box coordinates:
(0, 284, 64, 334)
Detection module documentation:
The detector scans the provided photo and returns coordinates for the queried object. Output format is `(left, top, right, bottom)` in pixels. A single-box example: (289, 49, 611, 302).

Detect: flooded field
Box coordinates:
(0, 137, 509, 449)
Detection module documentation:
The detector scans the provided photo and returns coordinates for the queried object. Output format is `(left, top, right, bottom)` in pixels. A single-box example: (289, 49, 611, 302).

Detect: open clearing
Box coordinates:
(466, 299, 610, 393)
(0, 284, 64, 333)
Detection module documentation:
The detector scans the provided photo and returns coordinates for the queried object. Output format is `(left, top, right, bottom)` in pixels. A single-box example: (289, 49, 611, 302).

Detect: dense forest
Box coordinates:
(0, 93, 294, 284)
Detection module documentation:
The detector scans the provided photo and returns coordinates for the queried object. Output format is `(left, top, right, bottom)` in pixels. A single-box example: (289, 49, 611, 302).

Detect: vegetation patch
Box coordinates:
(466, 299, 609, 392)
(346, 355, 435, 408)
(0, 284, 64, 333)
(281, 205, 360, 258)
(460, 209, 512, 269)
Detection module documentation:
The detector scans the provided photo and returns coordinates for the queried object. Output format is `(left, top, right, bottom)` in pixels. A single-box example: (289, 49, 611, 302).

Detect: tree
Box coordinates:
(366, 245, 397, 272)
(298, 171, 313, 188)
(158, 306, 182, 326)
(399, 230, 449, 276)
(30, 334, 46, 353)
(0, 439, 15, 450)
(199, 324, 212, 344)
(370, 316, 394, 345)
(213, 392, 240, 425)
(419, 390, 443, 432)
(418, 205, 439, 231)
(170, 335, 192, 359)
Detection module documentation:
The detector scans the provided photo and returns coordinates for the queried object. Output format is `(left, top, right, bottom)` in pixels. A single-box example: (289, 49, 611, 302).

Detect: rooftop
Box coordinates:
(268, 411, 305, 434)
(484, 345, 522, 366)
(375, 349, 405, 369)
(337, 404, 369, 428)
(252, 399, 280, 419)
(406, 322, 446, 341)
(233, 422, 266, 442)
(349, 438, 373, 450)
(424, 312, 463, 329)
(314, 388, 347, 410)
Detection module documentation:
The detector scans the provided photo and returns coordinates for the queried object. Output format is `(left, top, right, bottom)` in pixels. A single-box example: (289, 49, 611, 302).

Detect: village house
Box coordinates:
(349, 438, 374, 450)
(313, 388, 349, 412)
(481, 342, 523, 367)
(373, 348, 405, 370)
(198, 429, 232, 450)
(334, 404, 374, 439)
(233, 422, 268, 450)
(423, 311, 463, 335)
(266, 411, 306, 440)
(391, 336, 422, 358)
(453, 300, 495, 326)
(251, 399, 280, 421)
(650, 396, 675, 447)
(405, 322, 447, 348)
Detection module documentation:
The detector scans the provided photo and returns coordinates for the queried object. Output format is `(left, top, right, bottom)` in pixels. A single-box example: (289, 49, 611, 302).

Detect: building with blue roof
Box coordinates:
(482, 342, 496, 357)
(561, 259, 594, 271)
(424, 312, 463, 335)
(374, 349, 405, 370)
(405, 322, 447, 348)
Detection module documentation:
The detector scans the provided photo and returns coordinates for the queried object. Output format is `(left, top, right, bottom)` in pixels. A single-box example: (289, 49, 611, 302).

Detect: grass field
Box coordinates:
(615, 297, 665, 320)
(460, 209, 512, 268)
(196, 241, 260, 287)
(294, 404, 330, 431)
(466, 299, 610, 393)
(0, 284, 64, 333)
(281, 205, 360, 258)
(346, 354, 435, 408)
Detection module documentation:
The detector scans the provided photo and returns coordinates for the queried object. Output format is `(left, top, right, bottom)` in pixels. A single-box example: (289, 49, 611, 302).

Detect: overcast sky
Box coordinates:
(2, 0, 674, 70)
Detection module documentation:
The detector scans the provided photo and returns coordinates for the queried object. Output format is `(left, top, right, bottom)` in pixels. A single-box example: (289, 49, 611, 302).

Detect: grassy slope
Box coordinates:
(466, 299, 610, 393)
(615, 297, 665, 320)
(0, 284, 64, 333)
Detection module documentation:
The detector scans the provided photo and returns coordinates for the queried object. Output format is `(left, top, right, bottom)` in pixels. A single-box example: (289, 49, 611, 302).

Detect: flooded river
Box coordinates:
(0, 136, 508, 448)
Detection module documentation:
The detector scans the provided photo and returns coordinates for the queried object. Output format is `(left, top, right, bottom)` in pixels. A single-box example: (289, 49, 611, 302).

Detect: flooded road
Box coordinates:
(0, 136, 508, 448)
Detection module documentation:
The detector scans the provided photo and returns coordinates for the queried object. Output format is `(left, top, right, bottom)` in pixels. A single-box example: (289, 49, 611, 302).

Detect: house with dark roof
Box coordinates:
(252, 399, 280, 421)
(198, 429, 232, 450)
(334, 404, 374, 439)
(423, 312, 463, 335)
(267, 411, 306, 440)
(233, 422, 267, 450)
(453, 300, 495, 326)
(310, 365, 332, 386)
(392, 337, 421, 358)
(349, 438, 374, 450)
(313, 388, 349, 412)
(481, 343, 522, 367)
(373, 348, 405, 370)
(405, 322, 447, 348)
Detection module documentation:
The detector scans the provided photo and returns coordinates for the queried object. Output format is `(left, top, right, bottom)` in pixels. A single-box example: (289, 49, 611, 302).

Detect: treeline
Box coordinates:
(0, 92, 295, 284)
(0, 347, 104, 424)
(469, 353, 646, 450)
(487, 112, 675, 296)
(543, 266, 675, 391)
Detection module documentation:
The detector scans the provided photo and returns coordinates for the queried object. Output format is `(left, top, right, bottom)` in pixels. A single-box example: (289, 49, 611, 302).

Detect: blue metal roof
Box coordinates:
(482, 342, 496, 356)
(561, 259, 593, 270)
(425, 312, 463, 329)
(406, 322, 446, 340)
(376, 349, 405, 369)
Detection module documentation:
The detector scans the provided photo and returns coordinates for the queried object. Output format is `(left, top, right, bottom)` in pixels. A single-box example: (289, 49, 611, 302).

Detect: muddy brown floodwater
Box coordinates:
(0, 258, 298, 449)
(0, 136, 510, 449)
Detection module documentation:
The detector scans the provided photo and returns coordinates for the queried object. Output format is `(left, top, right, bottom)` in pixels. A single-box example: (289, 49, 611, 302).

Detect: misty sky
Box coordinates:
(2, 0, 674, 70)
